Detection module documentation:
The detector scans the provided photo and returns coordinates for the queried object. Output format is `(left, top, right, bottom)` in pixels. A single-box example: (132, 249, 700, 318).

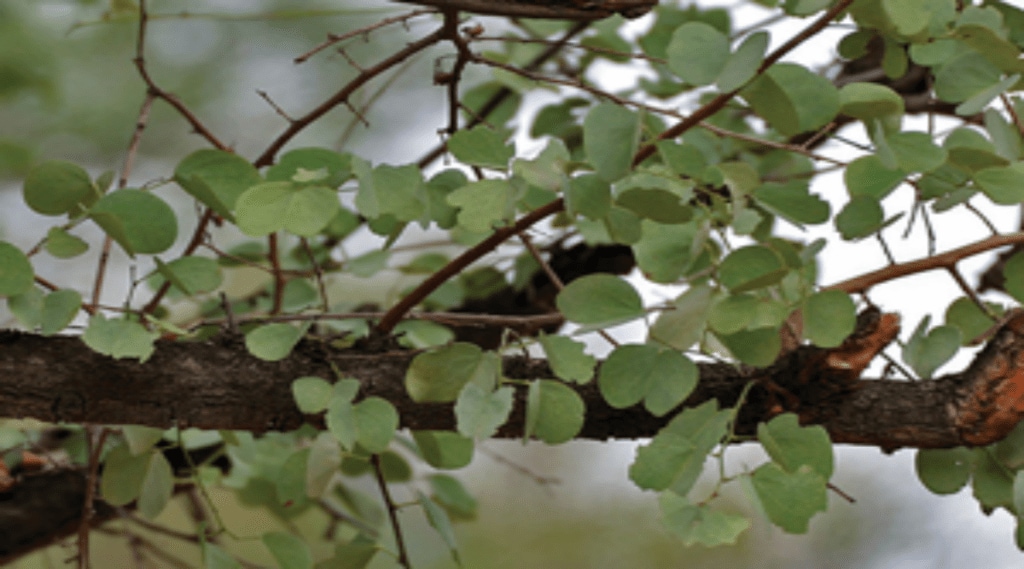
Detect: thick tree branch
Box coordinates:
(4, 313, 1024, 450)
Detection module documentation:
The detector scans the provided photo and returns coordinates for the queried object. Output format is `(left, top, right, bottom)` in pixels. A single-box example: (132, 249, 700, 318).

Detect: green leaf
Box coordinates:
(122, 426, 165, 455)
(448, 126, 515, 170)
(556, 274, 644, 329)
(632, 220, 701, 284)
(838, 83, 904, 120)
(89, 189, 178, 255)
(598, 344, 698, 416)
(751, 463, 828, 533)
(265, 147, 352, 187)
(835, 195, 884, 241)
(100, 444, 148, 506)
(667, 22, 730, 86)
(419, 492, 461, 564)
(972, 448, 1014, 512)
(174, 149, 262, 220)
(915, 447, 972, 495)
(957, 74, 1021, 116)
(455, 383, 514, 440)
(718, 245, 786, 293)
(324, 536, 378, 569)
(0, 241, 34, 297)
(945, 297, 997, 345)
(902, 317, 961, 378)
(974, 163, 1024, 204)
(537, 334, 595, 383)
(659, 492, 750, 546)
(649, 284, 714, 351)
(741, 63, 839, 136)
(44, 227, 89, 258)
(887, 131, 948, 173)
(326, 398, 357, 450)
(1004, 251, 1024, 303)
(844, 155, 905, 199)
(525, 380, 585, 444)
(305, 433, 341, 498)
(1014, 470, 1024, 515)
(138, 451, 174, 519)
(802, 290, 856, 348)
(23, 160, 96, 216)
(245, 323, 305, 362)
(235, 182, 340, 237)
(584, 103, 641, 183)
(716, 327, 781, 367)
(629, 401, 731, 495)
(7, 288, 42, 329)
(446, 179, 518, 233)
(753, 181, 830, 226)
(154, 256, 222, 295)
(934, 51, 1002, 104)
(717, 31, 768, 92)
(262, 531, 313, 569)
(412, 431, 474, 469)
(565, 174, 612, 219)
(616, 188, 692, 224)
(292, 376, 333, 414)
(405, 343, 499, 403)
(758, 414, 834, 478)
(430, 474, 477, 520)
(204, 543, 242, 569)
(82, 314, 159, 362)
(352, 397, 398, 453)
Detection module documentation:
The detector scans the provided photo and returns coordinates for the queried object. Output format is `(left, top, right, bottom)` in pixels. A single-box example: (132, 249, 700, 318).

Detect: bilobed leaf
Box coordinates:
(758, 413, 833, 478)
(844, 155, 905, 199)
(753, 181, 830, 226)
(154, 256, 222, 295)
(44, 227, 88, 258)
(751, 463, 827, 533)
(357, 163, 426, 223)
(235, 182, 340, 237)
(667, 22, 730, 86)
(262, 531, 313, 569)
(598, 344, 698, 416)
(741, 63, 839, 136)
(802, 290, 856, 348)
(649, 284, 714, 351)
(292, 376, 333, 414)
(717, 245, 786, 293)
(418, 492, 461, 564)
(89, 189, 178, 255)
(265, 147, 352, 187)
(448, 126, 515, 170)
(0, 242, 34, 297)
(23, 160, 96, 216)
(138, 451, 174, 519)
(629, 400, 731, 495)
(351, 397, 398, 453)
(916, 447, 972, 495)
(455, 384, 514, 440)
(902, 317, 961, 378)
(174, 149, 261, 220)
(584, 103, 641, 183)
(82, 314, 159, 362)
(446, 179, 517, 233)
(406, 343, 499, 403)
(537, 334, 596, 383)
(245, 323, 305, 362)
(556, 274, 644, 329)
(659, 492, 750, 546)
(632, 220, 701, 283)
(839, 83, 904, 120)
(945, 297, 997, 345)
(412, 431, 474, 469)
(100, 444, 148, 506)
(525, 380, 585, 444)
(974, 163, 1024, 204)
(715, 327, 781, 367)
(717, 31, 768, 92)
(882, 0, 932, 36)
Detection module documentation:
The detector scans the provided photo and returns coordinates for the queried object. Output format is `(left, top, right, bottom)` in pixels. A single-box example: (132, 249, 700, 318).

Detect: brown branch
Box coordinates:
(254, 26, 446, 168)
(294, 8, 436, 64)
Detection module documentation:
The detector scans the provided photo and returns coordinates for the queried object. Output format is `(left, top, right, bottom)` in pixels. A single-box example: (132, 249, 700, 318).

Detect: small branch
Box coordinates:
(77, 427, 110, 569)
(192, 309, 564, 333)
(829, 232, 1024, 294)
(293, 8, 436, 64)
(370, 454, 410, 568)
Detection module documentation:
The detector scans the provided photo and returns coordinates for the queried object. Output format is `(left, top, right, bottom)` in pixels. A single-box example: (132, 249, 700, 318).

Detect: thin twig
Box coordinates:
(370, 454, 410, 568)
(268, 234, 285, 315)
(301, 238, 330, 312)
(77, 427, 111, 569)
(294, 8, 435, 64)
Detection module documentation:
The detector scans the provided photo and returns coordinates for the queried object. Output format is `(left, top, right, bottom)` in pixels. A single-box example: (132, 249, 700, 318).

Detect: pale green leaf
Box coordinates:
(448, 126, 514, 170)
(138, 452, 174, 519)
(292, 376, 333, 414)
(537, 334, 596, 383)
(525, 380, 585, 444)
(262, 532, 313, 569)
(556, 274, 644, 328)
(82, 314, 159, 362)
(412, 431, 474, 470)
(758, 413, 834, 478)
(916, 447, 972, 495)
(245, 323, 304, 362)
(751, 463, 828, 533)
(89, 189, 178, 255)
(667, 22, 730, 86)
(584, 103, 641, 183)
(455, 384, 514, 440)
(45, 227, 89, 258)
(802, 290, 856, 348)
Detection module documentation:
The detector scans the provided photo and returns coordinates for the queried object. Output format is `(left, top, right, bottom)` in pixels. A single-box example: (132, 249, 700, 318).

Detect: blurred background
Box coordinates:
(2, 0, 1022, 566)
